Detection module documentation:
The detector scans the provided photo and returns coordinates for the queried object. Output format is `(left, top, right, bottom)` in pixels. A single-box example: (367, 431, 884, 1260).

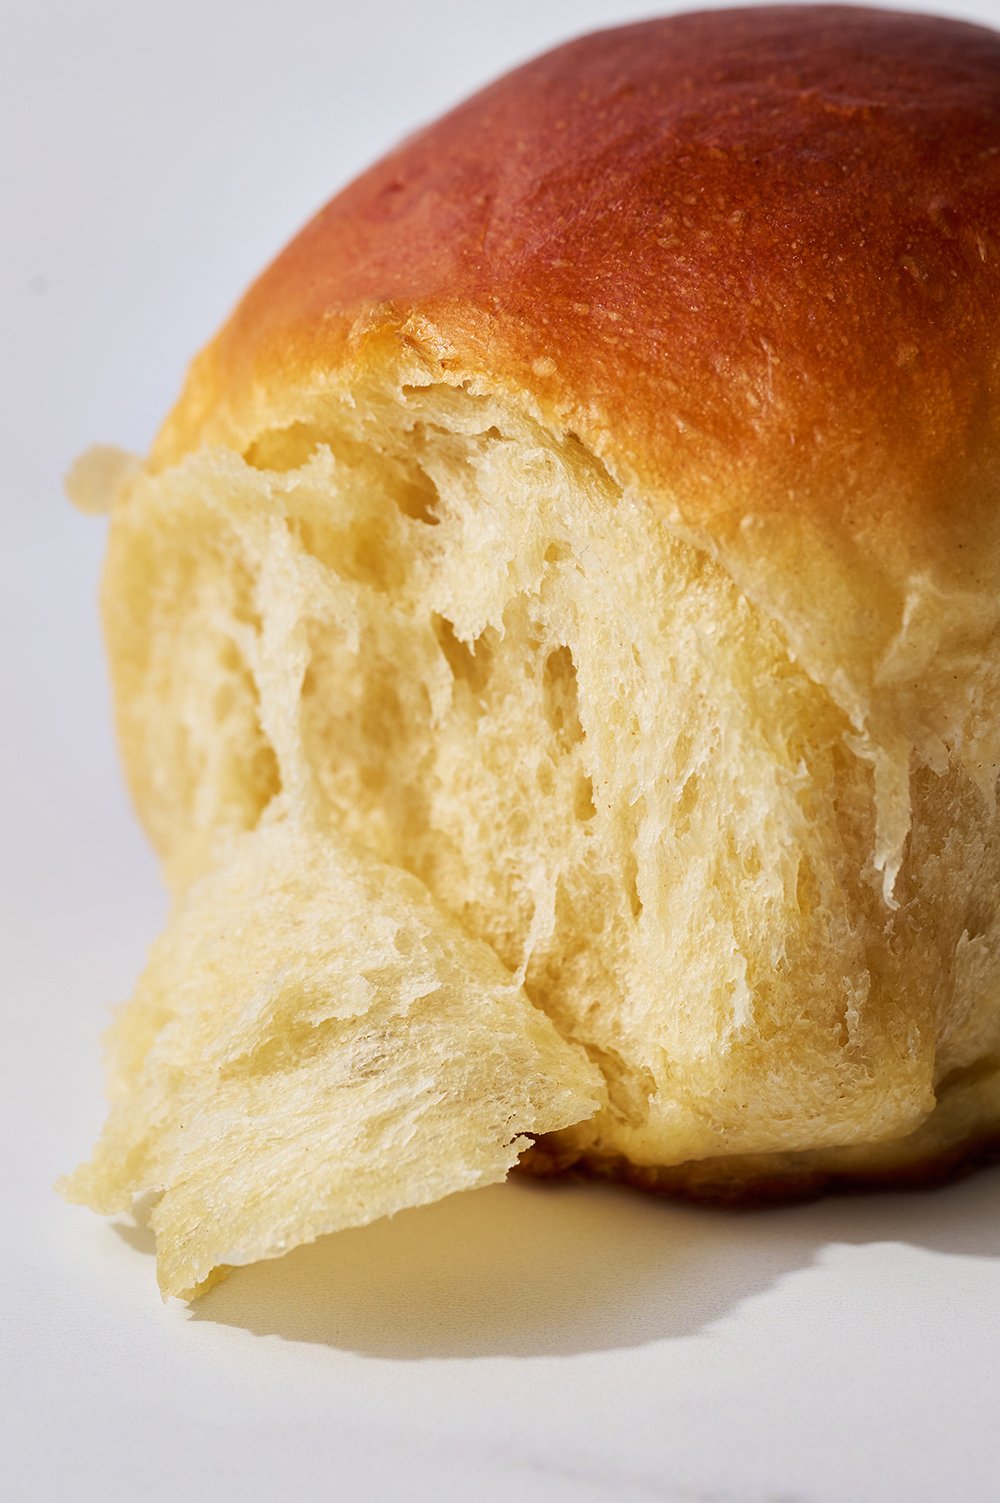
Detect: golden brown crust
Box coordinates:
(158, 4, 1000, 606)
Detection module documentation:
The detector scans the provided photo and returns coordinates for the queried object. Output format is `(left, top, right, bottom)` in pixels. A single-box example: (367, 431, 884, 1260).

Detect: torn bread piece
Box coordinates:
(63, 817, 601, 1297)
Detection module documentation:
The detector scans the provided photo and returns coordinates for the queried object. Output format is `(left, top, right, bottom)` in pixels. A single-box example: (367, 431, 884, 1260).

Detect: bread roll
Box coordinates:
(65, 5, 1000, 1296)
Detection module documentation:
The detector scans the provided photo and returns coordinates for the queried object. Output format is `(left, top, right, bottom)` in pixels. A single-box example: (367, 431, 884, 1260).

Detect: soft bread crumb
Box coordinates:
(76, 376, 1000, 1271)
(62, 813, 601, 1297)
(65, 383, 1000, 1293)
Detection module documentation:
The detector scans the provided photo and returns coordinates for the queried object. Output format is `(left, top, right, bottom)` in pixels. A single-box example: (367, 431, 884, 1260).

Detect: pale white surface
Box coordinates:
(4, 2, 1000, 1499)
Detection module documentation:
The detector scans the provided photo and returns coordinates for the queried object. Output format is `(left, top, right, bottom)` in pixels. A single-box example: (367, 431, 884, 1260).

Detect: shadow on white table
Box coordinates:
(110, 1164, 1000, 1359)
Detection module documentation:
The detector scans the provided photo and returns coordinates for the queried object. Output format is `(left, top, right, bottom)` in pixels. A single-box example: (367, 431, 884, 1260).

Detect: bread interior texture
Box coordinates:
(67, 375, 1000, 1292)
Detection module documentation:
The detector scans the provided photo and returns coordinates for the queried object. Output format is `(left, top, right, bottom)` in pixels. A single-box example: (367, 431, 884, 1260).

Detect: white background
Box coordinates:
(5, 2, 1000, 1499)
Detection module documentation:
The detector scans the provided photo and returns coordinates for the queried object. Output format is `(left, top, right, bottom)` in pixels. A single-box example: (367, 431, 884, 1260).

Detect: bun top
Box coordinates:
(155, 5, 1000, 832)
